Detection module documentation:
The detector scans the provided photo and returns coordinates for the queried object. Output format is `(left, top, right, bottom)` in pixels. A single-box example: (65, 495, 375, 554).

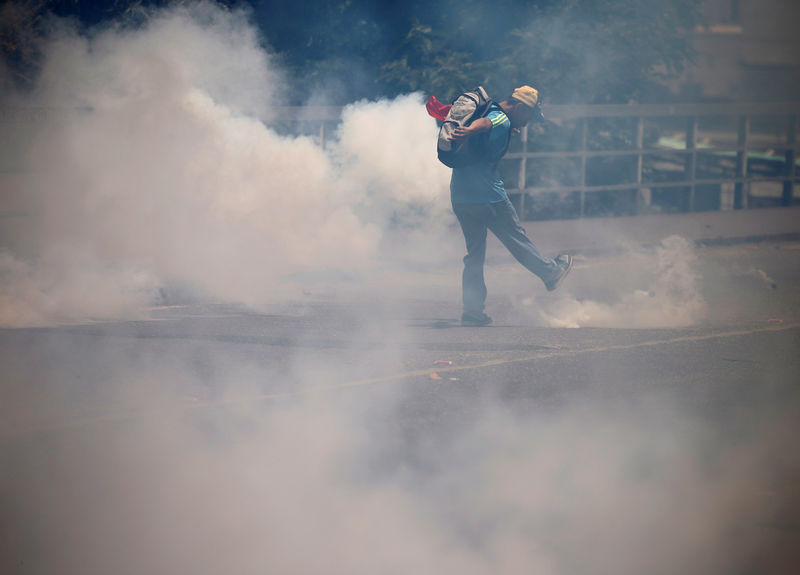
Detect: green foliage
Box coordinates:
(379, 24, 480, 104)
(382, 0, 703, 104)
(1, 0, 703, 104)
(0, 0, 48, 85)
(502, 0, 702, 103)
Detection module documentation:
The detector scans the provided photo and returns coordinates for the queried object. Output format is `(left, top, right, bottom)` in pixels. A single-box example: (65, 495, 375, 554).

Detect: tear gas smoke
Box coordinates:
(0, 2, 451, 327)
(523, 235, 706, 328)
(0, 3, 707, 332)
(2, 5, 796, 575)
(3, 326, 798, 575)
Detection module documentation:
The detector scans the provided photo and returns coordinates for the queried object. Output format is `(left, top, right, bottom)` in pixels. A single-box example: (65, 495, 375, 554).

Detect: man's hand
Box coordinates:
(449, 117, 492, 142)
(450, 126, 472, 143)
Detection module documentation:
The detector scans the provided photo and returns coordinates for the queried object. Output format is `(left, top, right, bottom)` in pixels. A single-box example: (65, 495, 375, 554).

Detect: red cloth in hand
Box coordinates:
(425, 96, 451, 121)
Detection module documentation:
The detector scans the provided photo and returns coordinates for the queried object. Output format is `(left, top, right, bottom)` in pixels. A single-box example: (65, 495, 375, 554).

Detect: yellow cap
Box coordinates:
(512, 85, 539, 108)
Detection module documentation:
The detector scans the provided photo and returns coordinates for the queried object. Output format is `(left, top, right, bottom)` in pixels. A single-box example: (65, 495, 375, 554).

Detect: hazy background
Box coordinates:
(0, 2, 453, 325)
(0, 1, 712, 328)
(1, 2, 798, 574)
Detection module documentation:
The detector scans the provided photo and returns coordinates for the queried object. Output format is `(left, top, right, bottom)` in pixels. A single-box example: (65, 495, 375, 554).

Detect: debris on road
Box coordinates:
(748, 267, 778, 289)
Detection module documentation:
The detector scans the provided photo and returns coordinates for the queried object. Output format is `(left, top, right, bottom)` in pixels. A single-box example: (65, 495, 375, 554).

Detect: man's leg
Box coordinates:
(487, 198, 559, 282)
(453, 203, 489, 315)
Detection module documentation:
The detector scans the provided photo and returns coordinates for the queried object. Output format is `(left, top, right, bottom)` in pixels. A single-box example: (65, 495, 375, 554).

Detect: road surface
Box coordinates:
(1, 239, 799, 574)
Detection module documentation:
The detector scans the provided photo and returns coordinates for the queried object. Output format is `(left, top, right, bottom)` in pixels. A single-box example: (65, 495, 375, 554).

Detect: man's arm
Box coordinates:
(450, 117, 492, 142)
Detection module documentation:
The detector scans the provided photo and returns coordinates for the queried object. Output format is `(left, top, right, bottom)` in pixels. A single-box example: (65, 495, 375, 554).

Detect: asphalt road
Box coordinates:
(2, 239, 799, 574)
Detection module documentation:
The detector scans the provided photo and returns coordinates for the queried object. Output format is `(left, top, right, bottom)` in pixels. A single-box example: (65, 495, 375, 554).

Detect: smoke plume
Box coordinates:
(2, 6, 796, 575)
(523, 235, 706, 328)
(0, 2, 451, 327)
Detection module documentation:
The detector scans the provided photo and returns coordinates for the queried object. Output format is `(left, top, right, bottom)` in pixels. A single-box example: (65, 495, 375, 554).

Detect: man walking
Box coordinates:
(449, 85, 572, 326)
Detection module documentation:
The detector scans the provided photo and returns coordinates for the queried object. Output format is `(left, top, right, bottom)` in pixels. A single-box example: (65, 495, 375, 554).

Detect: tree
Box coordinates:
(1, 0, 703, 104)
(0, 0, 48, 86)
(379, 23, 478, 104)
(379, 0, 702, 104)
(500, 0, 702, 103)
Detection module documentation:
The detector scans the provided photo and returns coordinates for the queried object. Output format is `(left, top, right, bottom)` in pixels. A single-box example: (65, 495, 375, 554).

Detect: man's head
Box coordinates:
(503, 85, 539, 128)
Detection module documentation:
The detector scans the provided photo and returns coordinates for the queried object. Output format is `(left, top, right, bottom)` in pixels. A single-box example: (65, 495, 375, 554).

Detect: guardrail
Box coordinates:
(273, 101, 799, 220)
(4, 103, 799, 220)
(502, 102, 799, 220)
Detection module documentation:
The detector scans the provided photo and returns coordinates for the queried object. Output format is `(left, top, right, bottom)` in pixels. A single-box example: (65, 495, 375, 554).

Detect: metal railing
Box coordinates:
(4, 103, 799, 220)
(501, 102, 799, 219)
(271, 101, 799, 219)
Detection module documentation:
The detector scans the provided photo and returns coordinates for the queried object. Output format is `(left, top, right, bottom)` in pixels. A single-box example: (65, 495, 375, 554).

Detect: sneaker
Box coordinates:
(461, 311, 493, 326)
(544, 254, 573, 292)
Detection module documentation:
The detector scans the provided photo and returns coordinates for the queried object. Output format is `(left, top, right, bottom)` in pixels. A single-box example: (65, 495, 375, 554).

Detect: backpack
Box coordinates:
(436, 86, 494, 168)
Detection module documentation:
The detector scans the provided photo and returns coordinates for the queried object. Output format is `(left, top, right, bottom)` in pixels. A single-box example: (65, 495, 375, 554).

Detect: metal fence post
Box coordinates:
(518, 125, 528, 218)
(579, 118, 587, 218)
(635, 116, 644, 214)
(784, 115, 796, 206)
(685, 116, 697, 211)
(734, 115, 749, 209)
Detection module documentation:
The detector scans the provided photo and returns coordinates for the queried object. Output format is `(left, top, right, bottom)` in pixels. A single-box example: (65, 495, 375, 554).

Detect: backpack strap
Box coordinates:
(469, 86, 492, 120)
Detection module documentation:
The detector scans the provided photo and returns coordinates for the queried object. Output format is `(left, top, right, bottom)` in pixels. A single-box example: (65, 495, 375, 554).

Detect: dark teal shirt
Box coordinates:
(450, 104, 511, 204)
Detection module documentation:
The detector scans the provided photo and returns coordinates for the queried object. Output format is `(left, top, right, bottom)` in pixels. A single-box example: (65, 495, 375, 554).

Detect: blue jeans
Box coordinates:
(453, 199, 557, 314)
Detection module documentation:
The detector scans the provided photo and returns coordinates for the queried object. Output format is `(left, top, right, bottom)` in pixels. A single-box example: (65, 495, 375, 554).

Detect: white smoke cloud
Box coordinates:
(33, 3, 279, 119)
(522, 235, 706, 328)
(4, 359, 795, 575)
(0, 2, 451, 327)
(335, 95, 450, 208)
(1, 6, 796, 575)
